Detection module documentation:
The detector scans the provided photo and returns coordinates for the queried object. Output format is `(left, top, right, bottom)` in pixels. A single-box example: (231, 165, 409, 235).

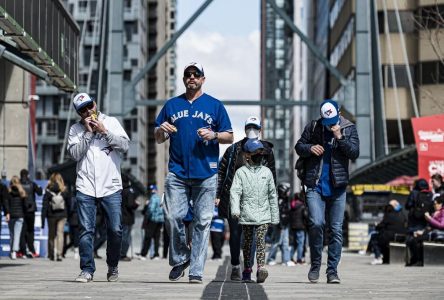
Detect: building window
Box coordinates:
(53, 99, 59, 115)
(37, 121, 42, 135)
(124, 70, 132, 81)
(383, 65, 415, 87)
(419, 5, 444, 29)
(330, 0, 346, 29)
(377, 11, 415, 33)
(420, 61, 438, 84)
(125, 21, 138, 42)
(47, 120, 57, 136)
(330, 17, 354, 67)
(79, 1, 87, 13)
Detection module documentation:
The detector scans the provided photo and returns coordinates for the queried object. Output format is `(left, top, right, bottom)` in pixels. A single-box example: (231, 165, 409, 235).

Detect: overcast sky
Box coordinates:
(175, 0, 261, 154)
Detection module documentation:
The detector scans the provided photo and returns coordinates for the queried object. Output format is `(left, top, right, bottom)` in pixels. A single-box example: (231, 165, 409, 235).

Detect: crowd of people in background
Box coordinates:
(366, 175, 444, 266)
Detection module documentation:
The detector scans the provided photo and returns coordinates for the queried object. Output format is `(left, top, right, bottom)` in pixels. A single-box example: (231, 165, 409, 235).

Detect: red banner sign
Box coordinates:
(411, 114, 444, 180)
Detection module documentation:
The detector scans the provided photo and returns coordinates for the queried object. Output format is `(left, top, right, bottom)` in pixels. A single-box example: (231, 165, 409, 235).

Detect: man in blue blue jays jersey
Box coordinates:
(155, 62, 233, 283)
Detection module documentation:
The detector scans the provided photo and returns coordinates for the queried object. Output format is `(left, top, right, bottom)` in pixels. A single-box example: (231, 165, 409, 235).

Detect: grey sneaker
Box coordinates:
(75, 271, 93, 283)
(230, 266, 241, 281)
(327, 273, 341, 284)
(308, 265, 320, 283)
(256, 267, 268, 283)
(107, 266, 119, 282)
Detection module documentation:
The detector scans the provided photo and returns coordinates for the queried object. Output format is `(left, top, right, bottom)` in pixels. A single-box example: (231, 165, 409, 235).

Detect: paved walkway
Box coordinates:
(0, 249, 443, 299)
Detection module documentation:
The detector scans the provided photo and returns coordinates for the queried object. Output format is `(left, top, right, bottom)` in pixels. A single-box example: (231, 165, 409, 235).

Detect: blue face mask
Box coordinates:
(394, 204, 402, 212)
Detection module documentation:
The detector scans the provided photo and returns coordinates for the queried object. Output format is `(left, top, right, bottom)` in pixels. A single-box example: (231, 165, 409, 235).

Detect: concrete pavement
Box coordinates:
(0, 249, 443, 299)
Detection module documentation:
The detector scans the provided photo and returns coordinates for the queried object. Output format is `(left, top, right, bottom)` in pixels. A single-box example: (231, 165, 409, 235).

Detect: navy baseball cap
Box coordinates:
(149, 184, 158, 191)
(320, 99, 340, 126)
(243, 139, 264, 153)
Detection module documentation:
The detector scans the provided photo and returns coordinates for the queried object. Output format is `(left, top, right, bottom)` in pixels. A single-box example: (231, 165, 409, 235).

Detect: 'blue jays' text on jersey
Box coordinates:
(155, 93, 233, 179)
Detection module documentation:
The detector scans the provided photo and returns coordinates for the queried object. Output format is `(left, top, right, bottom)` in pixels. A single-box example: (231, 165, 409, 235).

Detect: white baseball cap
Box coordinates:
(73, 92, 94, 111)
(245, 116, 261, 129)
(184, 62, 204, 75)
(320, 99, 339, 126)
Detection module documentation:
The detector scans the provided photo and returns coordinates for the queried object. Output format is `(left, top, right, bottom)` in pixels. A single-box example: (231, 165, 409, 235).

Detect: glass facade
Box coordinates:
(261, 0, 294, 182)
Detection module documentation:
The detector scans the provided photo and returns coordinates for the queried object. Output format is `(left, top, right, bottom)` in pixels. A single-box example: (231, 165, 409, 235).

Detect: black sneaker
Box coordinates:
(327, 273, 341, 284)
(308, 265, 320, 283)
(169, 260, 190, 281)
(189, 275, 203, 284)
(230, 266, 241, 281)
(120, 256, 132, 262)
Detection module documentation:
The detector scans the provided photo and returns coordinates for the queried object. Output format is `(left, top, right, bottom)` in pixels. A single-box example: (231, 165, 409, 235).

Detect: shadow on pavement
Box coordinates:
(0, 263, 28, 269)
(201, 257, 268, 300)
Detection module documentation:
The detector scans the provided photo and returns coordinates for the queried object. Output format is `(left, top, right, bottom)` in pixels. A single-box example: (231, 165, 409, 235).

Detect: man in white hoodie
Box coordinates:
(216, 116, 276, 280)
(68, 92, 130, 283)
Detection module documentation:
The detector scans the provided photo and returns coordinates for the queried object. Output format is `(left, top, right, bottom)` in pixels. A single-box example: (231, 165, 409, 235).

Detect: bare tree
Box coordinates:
(414, 2, 444, 111)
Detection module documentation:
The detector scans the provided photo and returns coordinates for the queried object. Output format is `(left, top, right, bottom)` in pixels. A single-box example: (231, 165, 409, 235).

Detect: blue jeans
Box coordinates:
(9, 218, 24, 252)
(163, 172, 216, 278)
(267, 226, 290, 263)
(120, 224, 132, 257)
(295, 230, 306, 261)
(77, 191, 122, 274)
(306, 188, 346, 275)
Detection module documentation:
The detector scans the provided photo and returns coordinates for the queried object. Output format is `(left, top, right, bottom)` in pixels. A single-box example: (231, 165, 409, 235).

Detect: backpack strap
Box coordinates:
(221, 144, 236, 189)
(309, 120, 317, 141)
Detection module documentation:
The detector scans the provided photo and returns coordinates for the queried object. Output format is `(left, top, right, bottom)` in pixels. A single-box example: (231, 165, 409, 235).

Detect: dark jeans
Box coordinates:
(306, 188, 346, 275)
(227, 216, 256, 267)
(163, 223, 169, 259)
(141, 222, 163, 257)
(120, 224, 132, 257)
(227, 216, 242, 266)
(77, 191, 122, 274)
(63, 225, 80, 256)
(210, 231, 224, 259)
(20, 213, 36, 254)
(406, 234, 424, 265)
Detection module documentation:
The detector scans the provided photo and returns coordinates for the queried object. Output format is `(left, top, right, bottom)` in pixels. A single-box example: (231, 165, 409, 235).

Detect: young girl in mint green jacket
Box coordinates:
(230, 139, 279, 283)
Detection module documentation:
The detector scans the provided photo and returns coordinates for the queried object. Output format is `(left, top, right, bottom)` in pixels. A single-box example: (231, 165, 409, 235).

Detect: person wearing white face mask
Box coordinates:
(216, 116, 276, 281)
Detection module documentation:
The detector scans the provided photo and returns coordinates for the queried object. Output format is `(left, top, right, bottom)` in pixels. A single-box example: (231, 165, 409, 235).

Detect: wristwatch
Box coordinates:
(213, 132, 219, 140)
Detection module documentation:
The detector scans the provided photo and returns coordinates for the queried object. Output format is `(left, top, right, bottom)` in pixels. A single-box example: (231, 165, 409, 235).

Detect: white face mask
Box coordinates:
(246, 128, 260, 139)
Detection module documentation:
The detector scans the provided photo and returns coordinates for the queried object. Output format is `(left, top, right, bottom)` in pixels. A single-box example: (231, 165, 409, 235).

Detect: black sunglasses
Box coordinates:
(184, 70, 203, 78)
(78, 102, 94, 114)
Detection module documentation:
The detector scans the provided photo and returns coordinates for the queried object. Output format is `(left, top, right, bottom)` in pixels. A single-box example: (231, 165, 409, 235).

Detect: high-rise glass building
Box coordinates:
(260, 0, 295, 183)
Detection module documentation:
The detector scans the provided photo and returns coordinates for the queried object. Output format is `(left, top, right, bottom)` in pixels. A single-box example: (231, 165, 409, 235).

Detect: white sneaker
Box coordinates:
(286, 261, 296, 267)
(11, 251, 16, 260)
(371, 258, 383, 265)
(139, 256, 147, 261)
(267, 260, 276, 266)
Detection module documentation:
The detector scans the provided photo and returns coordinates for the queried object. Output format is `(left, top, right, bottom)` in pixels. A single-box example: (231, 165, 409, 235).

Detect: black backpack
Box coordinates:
(21, 181, 36, 213)
(412, 190, 433, 219)
(295, 120, 317, 181)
